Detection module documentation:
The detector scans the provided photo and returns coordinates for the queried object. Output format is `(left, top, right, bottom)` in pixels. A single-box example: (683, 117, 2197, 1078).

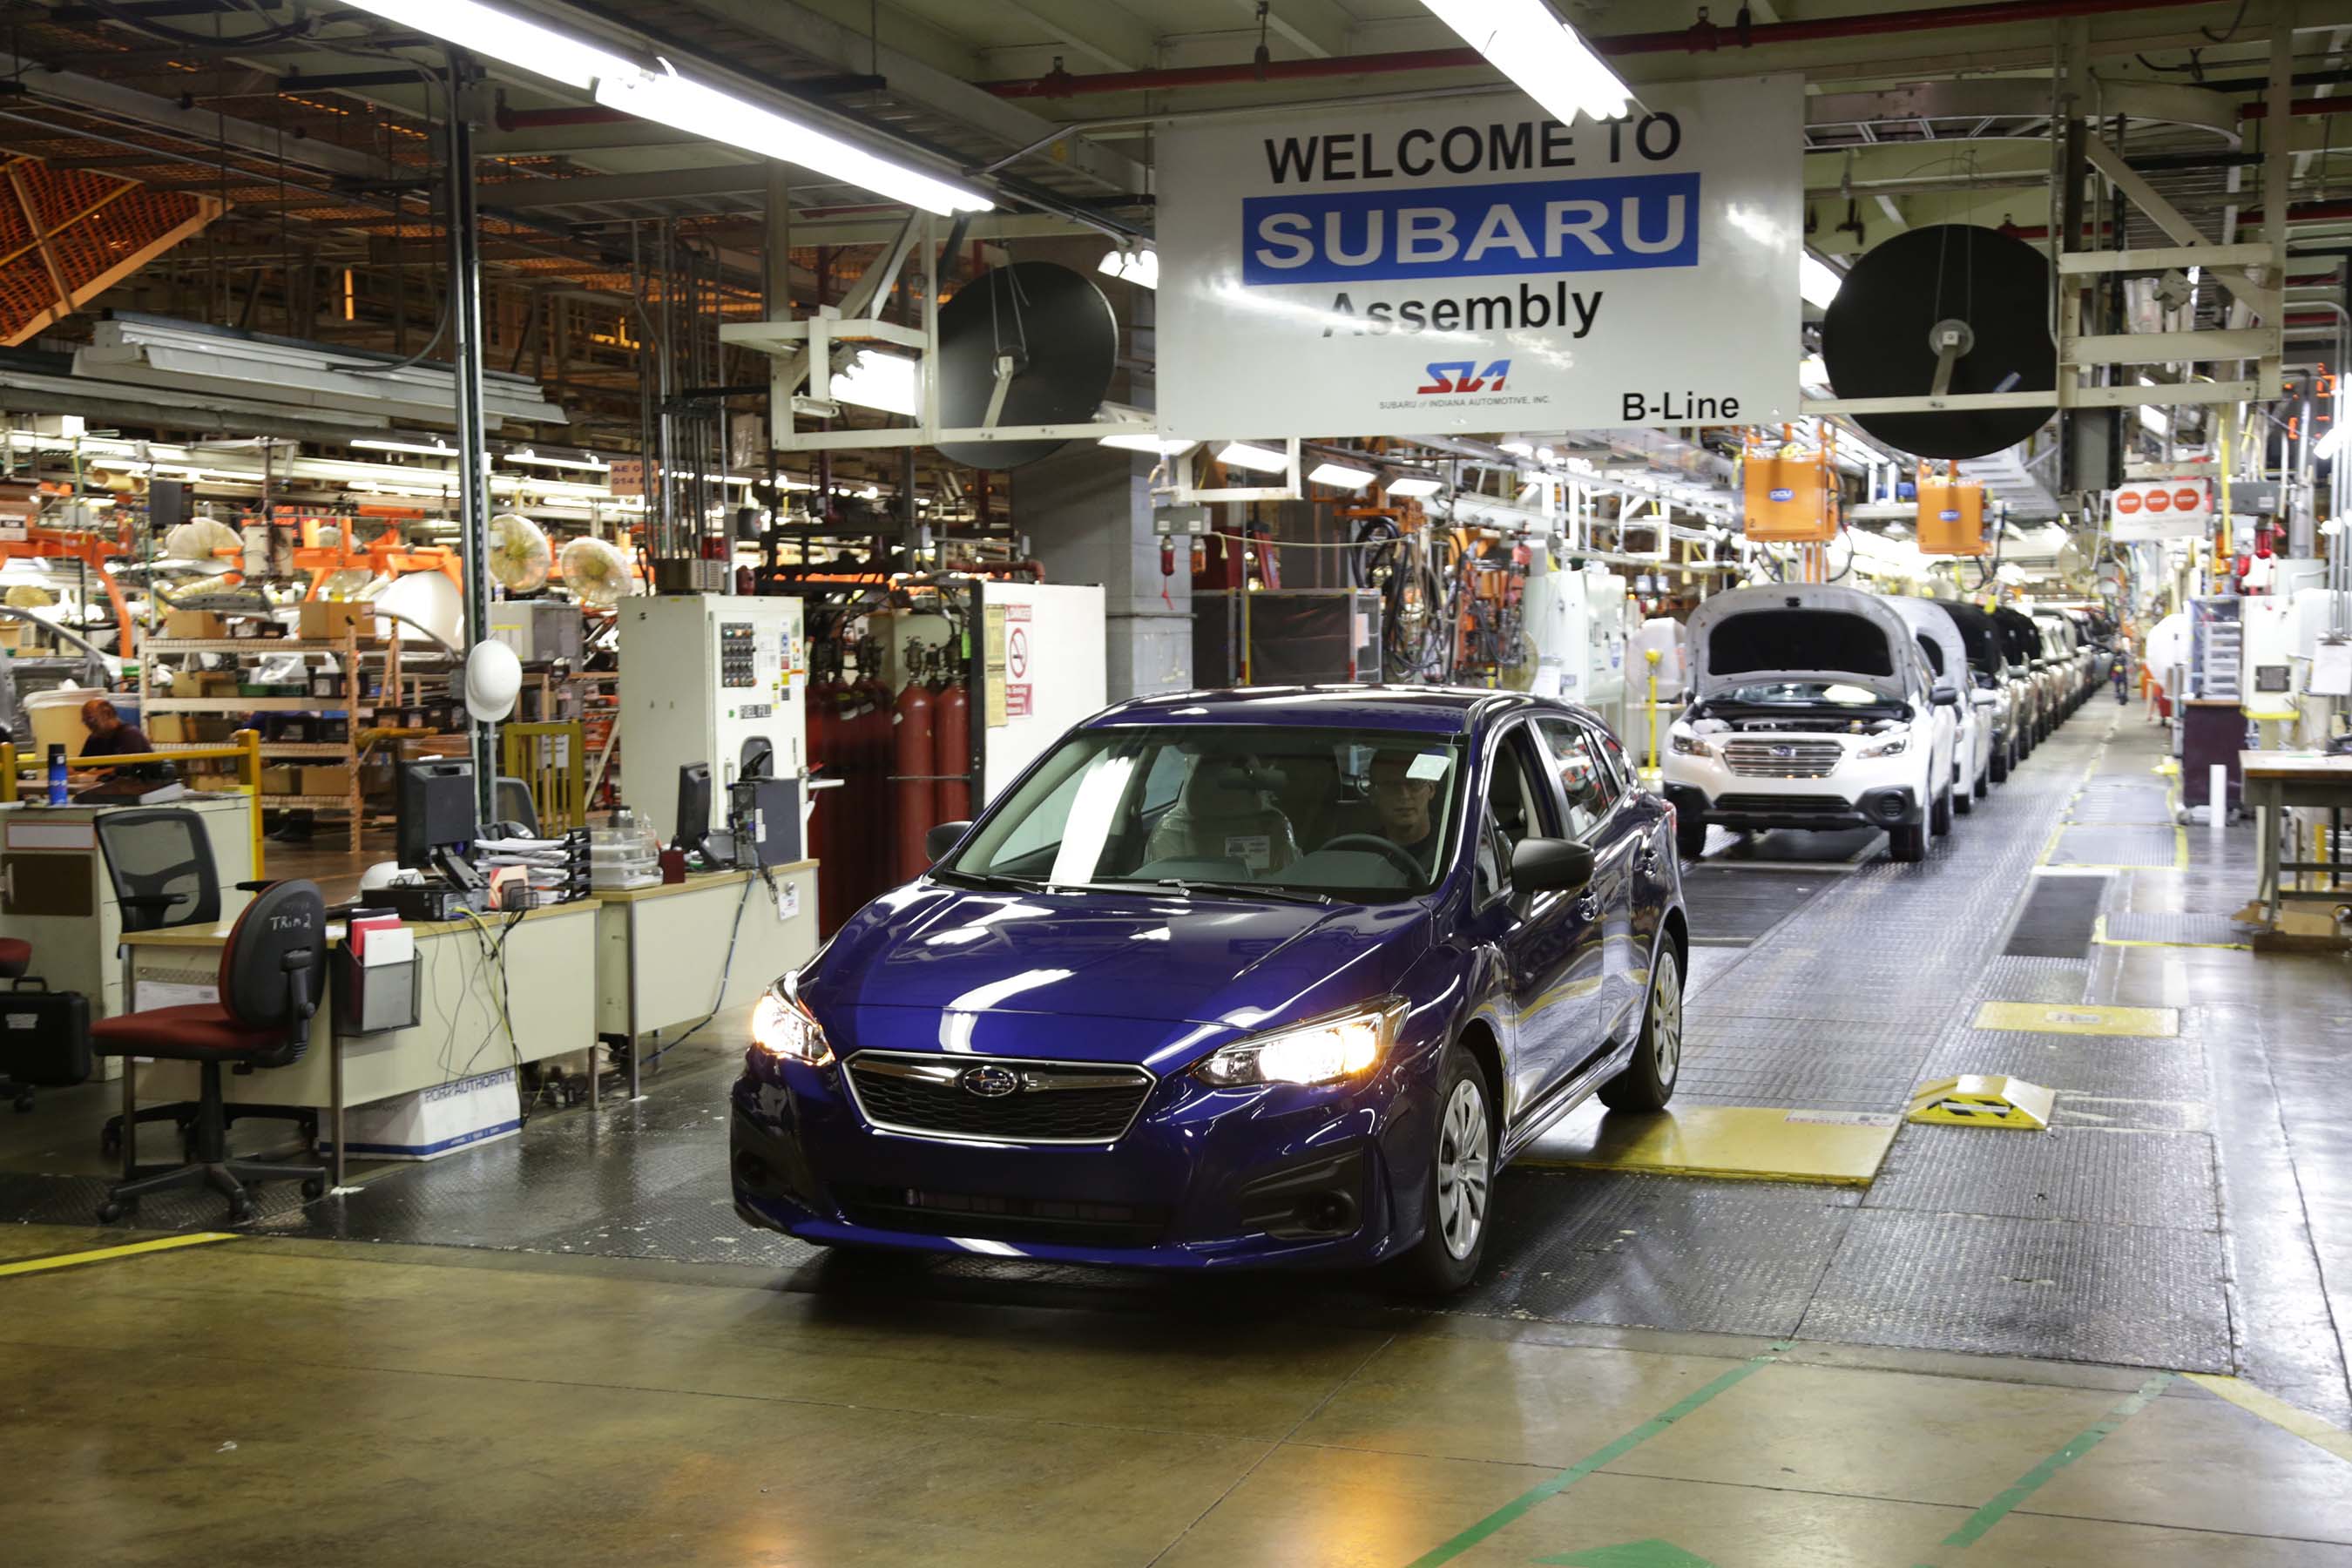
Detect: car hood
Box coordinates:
(1683, 584, 1924, 704)
(802, 881, 1436, 1046)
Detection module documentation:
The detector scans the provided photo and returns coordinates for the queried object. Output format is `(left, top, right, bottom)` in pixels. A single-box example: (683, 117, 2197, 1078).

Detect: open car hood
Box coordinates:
(1882, 598, 1971, 697)
(1683, 585, 1924, 705)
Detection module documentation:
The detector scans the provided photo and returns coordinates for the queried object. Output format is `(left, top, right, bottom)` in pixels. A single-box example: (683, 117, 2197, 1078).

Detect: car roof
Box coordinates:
(1089, 685, 1597, 735)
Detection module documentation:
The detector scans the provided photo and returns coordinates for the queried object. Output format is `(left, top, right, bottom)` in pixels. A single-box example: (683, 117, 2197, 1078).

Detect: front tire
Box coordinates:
(1930, 787, 1954, 836)
(1396, 1044, 1495, 1294)
(1675, 811, 1708, 861)
(1600, 946, 1683, 1113)
(1889, 820, 1927, 862)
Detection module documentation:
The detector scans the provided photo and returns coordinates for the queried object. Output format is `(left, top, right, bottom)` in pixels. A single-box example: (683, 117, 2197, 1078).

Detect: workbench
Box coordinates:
(2239, 750, 2352, 931)
(591, 861, 819, 1104)
(122, 898, 599, 1186)
(0, 793, 256, 1022)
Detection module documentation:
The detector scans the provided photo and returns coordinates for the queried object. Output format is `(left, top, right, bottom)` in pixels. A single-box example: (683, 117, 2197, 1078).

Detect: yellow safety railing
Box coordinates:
(501, 720, 586, 830)
(1, 728, 267, 875)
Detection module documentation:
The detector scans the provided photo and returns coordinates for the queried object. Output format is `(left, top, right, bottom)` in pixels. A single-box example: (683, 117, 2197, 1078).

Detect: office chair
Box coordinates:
(0, 937, 31, 1112)
(91, 879, 329, 1223)
(496, 775, 538, 834)
(93, 809, 314, 1159)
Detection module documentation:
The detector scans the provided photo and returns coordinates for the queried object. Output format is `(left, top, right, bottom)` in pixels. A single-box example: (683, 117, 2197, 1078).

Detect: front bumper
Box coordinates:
(728, 1045, 1423, 1271)
(1663, 744, 1923, 832)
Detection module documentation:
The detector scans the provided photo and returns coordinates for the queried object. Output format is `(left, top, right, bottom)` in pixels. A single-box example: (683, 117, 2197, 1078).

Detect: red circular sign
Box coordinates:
(2116, 490, 2143, 514)
(1008, 627, 1030, 679)
(2174, 486, 2200, 511)
(2146, 490, 2172, 512)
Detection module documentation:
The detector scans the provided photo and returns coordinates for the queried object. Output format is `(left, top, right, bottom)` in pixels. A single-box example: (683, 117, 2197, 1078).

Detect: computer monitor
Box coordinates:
(397, 760, 480, 871)
(672, 762, 713, 853)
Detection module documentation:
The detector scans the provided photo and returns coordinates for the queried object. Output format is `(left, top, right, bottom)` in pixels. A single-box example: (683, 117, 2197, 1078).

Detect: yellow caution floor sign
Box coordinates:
(1908, 1075, 2057, 1131)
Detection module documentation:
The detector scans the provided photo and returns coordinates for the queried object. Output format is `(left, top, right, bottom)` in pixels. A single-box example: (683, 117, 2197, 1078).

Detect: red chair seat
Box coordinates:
(91, 1004, 284, 1059)
(0, 937, 29, 978)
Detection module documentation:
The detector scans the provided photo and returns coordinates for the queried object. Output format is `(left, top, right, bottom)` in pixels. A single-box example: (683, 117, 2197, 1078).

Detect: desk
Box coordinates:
(591, 861, 818, 1104)
(0, 794, 256, 1022)
(123, 899, 599, 1186)
(2240, 751, 2352, 929)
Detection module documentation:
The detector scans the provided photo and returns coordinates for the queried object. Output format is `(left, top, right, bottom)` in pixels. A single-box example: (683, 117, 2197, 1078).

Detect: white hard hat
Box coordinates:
(358, 860, 406, 892)
(463, 639, 523, 723)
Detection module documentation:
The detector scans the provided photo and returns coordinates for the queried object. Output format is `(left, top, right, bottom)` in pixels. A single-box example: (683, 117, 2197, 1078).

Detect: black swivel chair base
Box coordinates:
(98, 1100, 318, 1160)
(98, 1060, 326, 1225)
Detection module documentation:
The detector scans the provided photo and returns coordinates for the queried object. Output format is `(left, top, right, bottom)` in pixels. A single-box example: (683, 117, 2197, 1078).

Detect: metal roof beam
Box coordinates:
(0, 51, 386, 181)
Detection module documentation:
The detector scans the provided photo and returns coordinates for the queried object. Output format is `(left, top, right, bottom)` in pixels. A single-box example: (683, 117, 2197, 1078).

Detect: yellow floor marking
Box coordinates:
(1520, 1105, 1897, 1186)
(2091, 915, 2253, 952)
(1974, 1001, 2180, 1037)
(0, 1232, 236, 1278)
(2183, 1375, 2352, 1465)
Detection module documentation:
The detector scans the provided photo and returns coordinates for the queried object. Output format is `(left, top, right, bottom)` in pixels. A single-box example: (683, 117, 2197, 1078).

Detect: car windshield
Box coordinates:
(942, 724, 1468, 901)
(1717, 681, 1884, 706)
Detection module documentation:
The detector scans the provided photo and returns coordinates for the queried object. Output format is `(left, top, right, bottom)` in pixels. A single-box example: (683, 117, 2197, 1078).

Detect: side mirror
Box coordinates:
(925, 821, 974, 862)
(1932, 686, 1961, 707)
(1511, 837, 1595, 894)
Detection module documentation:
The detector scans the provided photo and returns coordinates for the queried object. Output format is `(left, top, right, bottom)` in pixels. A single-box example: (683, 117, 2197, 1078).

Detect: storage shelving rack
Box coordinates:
(137, 625, 383, 850)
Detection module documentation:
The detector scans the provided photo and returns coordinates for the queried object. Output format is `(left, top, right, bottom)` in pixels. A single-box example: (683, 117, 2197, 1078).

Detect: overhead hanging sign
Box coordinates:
(1154, 75, 1805, 439)
(2110, 478, 2211, 541)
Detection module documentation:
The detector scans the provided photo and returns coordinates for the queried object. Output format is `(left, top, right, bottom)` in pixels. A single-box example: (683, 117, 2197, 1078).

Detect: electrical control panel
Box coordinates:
(618, 594, 806, 845)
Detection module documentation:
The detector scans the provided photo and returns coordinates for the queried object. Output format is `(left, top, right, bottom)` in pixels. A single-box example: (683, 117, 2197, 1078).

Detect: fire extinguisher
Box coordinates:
(893, 678, 935, 882)
(933, 678, 970, 828)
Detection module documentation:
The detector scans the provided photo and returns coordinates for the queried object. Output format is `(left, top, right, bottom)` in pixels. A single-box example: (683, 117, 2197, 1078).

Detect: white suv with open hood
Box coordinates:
(1664, 585, 1958, 864)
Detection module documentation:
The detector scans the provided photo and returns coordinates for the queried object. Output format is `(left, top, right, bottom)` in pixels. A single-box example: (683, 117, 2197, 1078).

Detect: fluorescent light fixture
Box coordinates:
(1308, 461, 1377, 490)
(833, 349, 921, 416)
(1419, 0, 1631, 122)
(1535, 445, 1557, 464)
(1098, 247, 1159, 289)
(1386, 476, 1444, 498)
(353, 437, 452, 456)
(1216, 441, 1290, 473)
(1099, 434, 1199, 456)
(596, 64, 990, 216)
(341, 0, 632, 90)
(1800, 250, 1845, 309)
(2316, 420, 2349, 460)
(2139, 403, 2171, 438)
(1498, 438, 1536, 457)
(505, 449, 608, 471)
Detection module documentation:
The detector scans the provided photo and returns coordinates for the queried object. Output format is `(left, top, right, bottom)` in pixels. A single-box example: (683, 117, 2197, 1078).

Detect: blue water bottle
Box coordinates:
(44, 744, 65, 806)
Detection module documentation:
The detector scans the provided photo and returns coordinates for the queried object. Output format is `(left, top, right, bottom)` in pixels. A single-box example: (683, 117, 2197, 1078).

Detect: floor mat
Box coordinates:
(2005, 874, 2112, 957)
(2049, 824, 2181, 869)
(1678, 865, 1835, 946)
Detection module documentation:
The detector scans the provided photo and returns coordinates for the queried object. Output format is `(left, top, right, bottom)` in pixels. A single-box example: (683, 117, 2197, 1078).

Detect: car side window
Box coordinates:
(1476, 727, 1553, 903)
(1531, 715, 1618, 841)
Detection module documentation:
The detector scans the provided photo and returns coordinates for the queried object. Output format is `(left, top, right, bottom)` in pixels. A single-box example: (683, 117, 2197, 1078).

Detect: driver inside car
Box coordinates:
(1365, 747, 1445, 876)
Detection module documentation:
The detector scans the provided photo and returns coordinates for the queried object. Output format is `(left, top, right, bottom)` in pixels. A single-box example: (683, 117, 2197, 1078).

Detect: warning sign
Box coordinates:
(983, 605, 1008, 727)
(1005, 684, 1032, 717)
(2110, 477, 2209, 541)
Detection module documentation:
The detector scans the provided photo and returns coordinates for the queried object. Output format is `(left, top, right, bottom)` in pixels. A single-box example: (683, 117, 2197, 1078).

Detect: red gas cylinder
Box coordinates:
(933, 679, 970, 828)
(893, 679, 936, 882)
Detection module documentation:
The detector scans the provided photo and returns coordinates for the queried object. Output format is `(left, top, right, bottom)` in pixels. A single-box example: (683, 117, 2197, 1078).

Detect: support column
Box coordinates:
(445, 52, 497, 822)
(1020, 445, 1192, 701)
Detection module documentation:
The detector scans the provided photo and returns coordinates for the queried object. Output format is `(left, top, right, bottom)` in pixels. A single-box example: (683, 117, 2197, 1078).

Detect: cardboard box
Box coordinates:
(301, 765, 355, 797)
(322, 1069, 520, 1160)
(299, 601, 377, 641)
(146, 713, 192, 744)
(259, 767, 301, 795)
(165, 609, 227, 639)
(193, 716, 241, 742)
(193, 671, 241, 696)
(186, 770, 240, 794)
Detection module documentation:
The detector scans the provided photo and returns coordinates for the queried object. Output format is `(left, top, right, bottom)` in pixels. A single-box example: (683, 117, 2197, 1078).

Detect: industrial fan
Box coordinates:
(163, 517, 241, 564)
(4, 584, 54, 609)
(558, 536, 632, 608)
(488, 512, 552, 594)
(2054, 534, 2097, 590)
(933, 260, 1119, 469)
(309, 523, 375, 598)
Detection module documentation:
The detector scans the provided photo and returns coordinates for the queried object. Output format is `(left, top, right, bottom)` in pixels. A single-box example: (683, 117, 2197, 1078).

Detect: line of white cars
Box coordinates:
(1660, 585, 2109, 863)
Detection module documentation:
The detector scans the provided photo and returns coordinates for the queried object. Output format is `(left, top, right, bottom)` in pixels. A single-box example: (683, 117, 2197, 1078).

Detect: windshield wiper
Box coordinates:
(933, 868, 1051, 894)
(1149, 878, 1332, 906)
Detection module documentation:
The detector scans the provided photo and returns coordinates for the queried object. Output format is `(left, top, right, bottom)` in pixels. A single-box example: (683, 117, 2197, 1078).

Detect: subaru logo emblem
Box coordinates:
(962, 1064, 1020, 1098)
(1770, 745, 1796, 759)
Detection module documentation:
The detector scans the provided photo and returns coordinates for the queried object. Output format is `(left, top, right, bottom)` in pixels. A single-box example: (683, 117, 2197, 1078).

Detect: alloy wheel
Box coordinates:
(1435, 1077, 1491, 1260)
(1651, 950, 1683, 1086)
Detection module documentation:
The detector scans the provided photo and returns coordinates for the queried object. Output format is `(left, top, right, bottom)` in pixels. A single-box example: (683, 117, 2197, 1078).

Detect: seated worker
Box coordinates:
(78, 698, 173, 782)
(1366, 747, 1445, 877)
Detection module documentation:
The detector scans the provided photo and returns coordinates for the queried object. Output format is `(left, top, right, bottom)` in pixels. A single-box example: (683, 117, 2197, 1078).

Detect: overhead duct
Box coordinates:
(74, 314, 565, 431)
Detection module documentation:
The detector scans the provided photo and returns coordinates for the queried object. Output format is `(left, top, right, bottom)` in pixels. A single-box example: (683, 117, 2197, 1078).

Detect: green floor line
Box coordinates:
(1938, 1371, 2173, 1551)
(1399, 1350, 1781, 1568)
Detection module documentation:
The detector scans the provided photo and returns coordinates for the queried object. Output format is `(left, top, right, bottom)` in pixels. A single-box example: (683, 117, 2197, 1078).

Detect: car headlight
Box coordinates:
(1669, 731, 1713, 758)
(751, 987, 834, 1066)
(1194, 999, 1406, 1087)
(1856, 732, 1909, 759)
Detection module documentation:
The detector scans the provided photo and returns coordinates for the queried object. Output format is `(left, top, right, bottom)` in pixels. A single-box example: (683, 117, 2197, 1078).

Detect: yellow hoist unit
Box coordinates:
(1906, 1074, 2056, 1131)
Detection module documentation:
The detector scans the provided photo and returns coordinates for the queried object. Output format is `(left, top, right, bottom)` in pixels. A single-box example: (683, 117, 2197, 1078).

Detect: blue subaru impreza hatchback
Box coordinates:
(731, 686, 1687, 1291)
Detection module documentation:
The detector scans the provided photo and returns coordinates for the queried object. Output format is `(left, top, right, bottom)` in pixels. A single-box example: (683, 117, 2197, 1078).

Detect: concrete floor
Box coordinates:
(4, 701, 2351, 1565)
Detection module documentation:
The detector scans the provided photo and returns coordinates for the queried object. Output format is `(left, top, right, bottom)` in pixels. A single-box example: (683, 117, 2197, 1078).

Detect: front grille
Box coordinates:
(1723, 739, 1844, 778)
(843, 1051, 1153, 1144)
(1713, 794, 1852, 815)
(835, 1183, 1170, 1247)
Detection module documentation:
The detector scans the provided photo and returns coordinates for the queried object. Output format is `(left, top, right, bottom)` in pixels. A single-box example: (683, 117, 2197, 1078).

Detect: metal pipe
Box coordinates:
(444, 53, 498, 824)
(981, 0, 2225, 98)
